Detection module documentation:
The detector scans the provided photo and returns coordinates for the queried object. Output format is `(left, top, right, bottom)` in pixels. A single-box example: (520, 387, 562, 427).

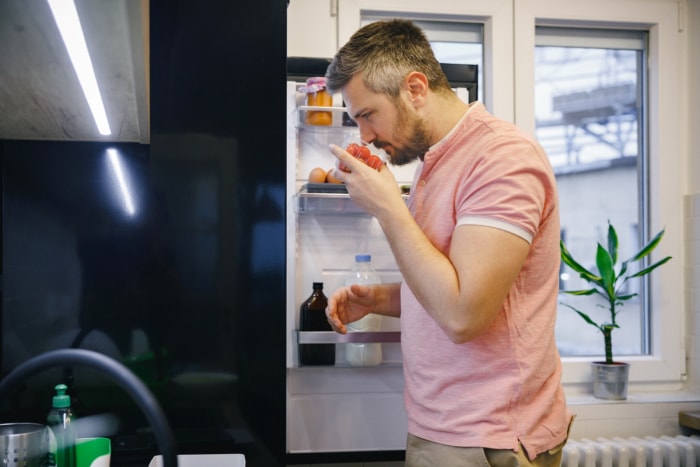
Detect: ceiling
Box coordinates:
(0, 0, 149, 143)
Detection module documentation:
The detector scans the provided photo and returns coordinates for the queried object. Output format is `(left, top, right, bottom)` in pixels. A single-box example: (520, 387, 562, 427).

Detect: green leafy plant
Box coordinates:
(560, 221, 671, 364)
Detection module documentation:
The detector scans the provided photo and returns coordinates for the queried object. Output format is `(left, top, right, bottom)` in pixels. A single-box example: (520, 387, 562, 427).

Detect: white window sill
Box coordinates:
(565, 389, 700, 406)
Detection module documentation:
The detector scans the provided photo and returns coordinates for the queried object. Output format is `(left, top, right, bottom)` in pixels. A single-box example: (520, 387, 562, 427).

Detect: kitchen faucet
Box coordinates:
(0, 348, 178, 467)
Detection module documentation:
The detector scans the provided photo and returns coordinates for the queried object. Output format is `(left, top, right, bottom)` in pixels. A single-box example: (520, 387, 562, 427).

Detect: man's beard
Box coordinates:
(376, 100, 432, 166)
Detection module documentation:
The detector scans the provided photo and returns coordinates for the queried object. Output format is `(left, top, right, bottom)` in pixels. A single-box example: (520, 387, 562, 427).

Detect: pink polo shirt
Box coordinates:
(401, 102, 571, 460)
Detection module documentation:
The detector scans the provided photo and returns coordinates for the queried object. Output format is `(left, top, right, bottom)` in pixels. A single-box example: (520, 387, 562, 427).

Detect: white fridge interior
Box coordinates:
(285, 80, 412, 453)
(284, 68, 475, 453)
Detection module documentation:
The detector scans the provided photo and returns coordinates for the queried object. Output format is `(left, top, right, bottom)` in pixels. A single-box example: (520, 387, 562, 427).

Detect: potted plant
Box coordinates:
(559, 221, 671, 400)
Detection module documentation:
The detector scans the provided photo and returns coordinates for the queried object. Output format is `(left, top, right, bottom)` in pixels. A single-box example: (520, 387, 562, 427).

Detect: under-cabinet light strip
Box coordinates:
(47, 0, 111, 136)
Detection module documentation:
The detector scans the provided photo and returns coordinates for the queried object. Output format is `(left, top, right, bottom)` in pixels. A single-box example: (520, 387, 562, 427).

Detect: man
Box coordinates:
(324, 19, 573, 467)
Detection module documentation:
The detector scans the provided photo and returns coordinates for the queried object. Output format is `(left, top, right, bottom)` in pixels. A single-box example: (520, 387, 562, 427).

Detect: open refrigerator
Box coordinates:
(285, 59, 477, 455)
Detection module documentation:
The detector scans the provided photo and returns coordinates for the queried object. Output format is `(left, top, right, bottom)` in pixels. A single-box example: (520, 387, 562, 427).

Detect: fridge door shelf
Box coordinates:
(297, 331, 401, 344)
(298, 105, 346, 113)
(295, 191, 365, 214)
(295, 189, 408, 215)
(296, 105, 357, 130)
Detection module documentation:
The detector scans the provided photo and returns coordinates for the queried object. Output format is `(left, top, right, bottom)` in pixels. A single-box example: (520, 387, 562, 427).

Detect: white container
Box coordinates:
(345, 254, 383, 366)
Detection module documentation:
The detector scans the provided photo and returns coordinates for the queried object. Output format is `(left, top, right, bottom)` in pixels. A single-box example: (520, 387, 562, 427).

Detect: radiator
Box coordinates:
(561, 435, 700, 467)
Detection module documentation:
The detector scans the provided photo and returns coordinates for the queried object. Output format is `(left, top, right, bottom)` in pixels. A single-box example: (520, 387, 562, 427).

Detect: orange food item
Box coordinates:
(308, 167, 327, 183)
(303, 77, 333, 126)
(325, 169, 343, 184)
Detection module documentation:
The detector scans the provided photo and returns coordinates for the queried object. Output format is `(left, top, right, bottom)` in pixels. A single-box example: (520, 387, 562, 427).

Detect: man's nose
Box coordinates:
(357, 125, 376, 146)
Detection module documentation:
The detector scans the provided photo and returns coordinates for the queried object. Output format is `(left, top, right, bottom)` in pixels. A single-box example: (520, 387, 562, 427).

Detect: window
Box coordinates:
(534, 27, 648, 358)
(514, 0, 683, 388)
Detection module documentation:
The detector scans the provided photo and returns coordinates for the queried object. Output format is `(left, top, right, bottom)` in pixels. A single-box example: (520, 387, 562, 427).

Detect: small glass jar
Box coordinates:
(301, 77, 332, 126)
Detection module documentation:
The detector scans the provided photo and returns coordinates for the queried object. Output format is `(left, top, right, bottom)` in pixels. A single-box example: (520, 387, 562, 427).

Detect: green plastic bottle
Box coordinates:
(47, 384, 77, 467)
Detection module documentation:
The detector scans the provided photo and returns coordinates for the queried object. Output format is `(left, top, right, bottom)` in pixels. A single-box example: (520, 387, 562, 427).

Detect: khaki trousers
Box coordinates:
(405, 433, 567, 467)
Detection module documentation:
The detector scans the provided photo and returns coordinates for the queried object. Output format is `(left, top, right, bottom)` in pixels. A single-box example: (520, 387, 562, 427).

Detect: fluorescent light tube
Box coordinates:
(47, 0, 112, 136)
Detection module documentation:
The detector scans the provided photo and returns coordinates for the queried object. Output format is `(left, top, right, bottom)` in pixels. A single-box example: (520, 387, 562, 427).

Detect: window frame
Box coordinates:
(337, 0, 685, 390)
(515, 0, 684, 390)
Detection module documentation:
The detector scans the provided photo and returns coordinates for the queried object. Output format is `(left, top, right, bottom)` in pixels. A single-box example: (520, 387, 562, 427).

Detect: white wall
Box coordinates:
(287, 0, 338, 58)
(688, 0, 700, 195)
(685, 0, 700, 392)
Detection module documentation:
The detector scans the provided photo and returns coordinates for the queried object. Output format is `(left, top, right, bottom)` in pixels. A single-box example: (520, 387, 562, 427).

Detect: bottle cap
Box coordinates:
(355, 254, 371, 262)
(312, 282, 324, 288)
(52, 384, 71, 409)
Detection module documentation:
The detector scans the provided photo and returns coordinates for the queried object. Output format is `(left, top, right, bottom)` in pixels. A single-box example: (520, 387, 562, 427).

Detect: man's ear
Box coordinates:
(404, 71, 429, 107)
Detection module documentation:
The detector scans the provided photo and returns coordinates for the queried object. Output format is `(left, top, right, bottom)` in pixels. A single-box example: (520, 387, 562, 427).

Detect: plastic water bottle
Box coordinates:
(47, 384, 76, 467)
(345, 254, 382, 366)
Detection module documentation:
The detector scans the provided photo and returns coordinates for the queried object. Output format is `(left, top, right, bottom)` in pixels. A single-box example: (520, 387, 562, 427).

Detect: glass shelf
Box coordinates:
(296, 191, 366, 214)
(296, 331, 403, 368)
(297, 331, 401, 344)
(298, 105, 346, 113)
(296, 105, 358, 130)
(295, 187, 409, 215)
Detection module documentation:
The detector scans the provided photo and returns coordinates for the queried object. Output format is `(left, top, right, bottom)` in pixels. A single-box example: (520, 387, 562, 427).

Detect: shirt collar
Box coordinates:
(424, 101, 480, 161)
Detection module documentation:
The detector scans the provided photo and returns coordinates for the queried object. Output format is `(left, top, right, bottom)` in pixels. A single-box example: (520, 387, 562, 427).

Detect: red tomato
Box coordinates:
(365, 155, 383, 170)
(356, 146, 371, 162)
(345, 143, 360, 157)
(339, 143, 382, 171)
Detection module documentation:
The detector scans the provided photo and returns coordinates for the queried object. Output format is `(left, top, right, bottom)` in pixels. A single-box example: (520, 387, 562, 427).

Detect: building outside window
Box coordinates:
(534, 27, 649, 358)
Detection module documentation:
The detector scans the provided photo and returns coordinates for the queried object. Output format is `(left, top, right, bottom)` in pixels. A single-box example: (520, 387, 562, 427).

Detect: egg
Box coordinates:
(308, 167, 327, 184)
(325, 169, 343, 184)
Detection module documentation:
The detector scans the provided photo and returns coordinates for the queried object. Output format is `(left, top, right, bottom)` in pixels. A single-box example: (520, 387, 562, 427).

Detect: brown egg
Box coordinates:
(308, 167, 327, 184)
(325, 168, 343, 184)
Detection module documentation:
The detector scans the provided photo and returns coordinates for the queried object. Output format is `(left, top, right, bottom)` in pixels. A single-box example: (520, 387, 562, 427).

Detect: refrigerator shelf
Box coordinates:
(295, 187, 409, 214)
(295, 191, 366, 214)
(297, 331, 401, 344)
(298, 105, 346, 112)
(296, 105, 357, 130)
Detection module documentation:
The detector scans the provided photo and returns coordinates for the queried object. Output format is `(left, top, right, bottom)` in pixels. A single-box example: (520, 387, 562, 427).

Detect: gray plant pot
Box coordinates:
(591, 361, 630, 400)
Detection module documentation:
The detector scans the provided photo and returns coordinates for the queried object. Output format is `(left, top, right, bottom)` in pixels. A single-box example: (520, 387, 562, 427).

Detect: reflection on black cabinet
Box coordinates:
(1, 0, 288, 465)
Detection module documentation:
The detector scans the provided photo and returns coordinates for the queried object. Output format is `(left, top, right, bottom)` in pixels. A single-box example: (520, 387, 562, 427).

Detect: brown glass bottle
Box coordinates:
(299, 282, 335, 365)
